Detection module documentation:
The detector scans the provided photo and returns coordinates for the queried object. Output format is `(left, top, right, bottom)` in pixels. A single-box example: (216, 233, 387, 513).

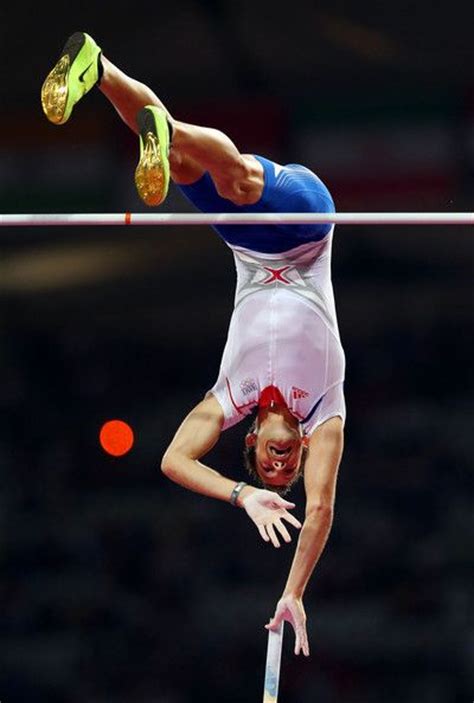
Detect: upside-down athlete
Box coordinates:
(41, 32, 346, 657)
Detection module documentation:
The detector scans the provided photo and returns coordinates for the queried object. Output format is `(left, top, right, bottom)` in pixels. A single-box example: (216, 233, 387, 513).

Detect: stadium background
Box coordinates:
(0, 2, 472, 701)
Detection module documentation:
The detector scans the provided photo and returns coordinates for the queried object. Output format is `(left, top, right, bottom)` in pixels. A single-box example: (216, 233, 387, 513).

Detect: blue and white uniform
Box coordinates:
(178, 156, 346, 436)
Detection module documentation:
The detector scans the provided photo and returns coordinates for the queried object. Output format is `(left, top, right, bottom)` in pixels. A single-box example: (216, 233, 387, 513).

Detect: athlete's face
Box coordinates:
(246, 416, 307, 488)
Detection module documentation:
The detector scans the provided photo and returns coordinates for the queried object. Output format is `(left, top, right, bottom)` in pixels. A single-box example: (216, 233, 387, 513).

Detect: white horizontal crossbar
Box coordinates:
(0, 212, 473, 227)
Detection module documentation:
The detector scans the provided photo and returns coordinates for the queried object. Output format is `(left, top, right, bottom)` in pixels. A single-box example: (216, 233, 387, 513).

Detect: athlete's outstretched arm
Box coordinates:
(266, 416, 344, 655)
(161, 396, 302, 544)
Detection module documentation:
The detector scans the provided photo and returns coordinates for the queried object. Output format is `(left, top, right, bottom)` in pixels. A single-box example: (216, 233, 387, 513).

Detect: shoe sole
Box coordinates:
(41, 32, 87, 125)
(135, 108, 170, 206)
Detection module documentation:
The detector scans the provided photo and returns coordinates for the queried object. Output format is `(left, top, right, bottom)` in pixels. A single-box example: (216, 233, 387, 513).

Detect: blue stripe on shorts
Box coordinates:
(177, 155, 335, 254)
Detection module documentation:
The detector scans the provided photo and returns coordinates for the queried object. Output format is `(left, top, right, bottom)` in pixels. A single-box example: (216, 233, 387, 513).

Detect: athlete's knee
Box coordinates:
(214, 157, 262, 206)
(217, 150, 247, 178)
(214, 157, 246, 195)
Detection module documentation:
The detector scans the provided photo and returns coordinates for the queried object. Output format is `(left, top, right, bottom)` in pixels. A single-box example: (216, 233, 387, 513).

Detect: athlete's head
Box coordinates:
(244, 409, 309, 494)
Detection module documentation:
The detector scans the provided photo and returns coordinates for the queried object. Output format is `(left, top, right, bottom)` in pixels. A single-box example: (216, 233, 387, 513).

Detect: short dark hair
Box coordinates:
(243, 420, 307, 496)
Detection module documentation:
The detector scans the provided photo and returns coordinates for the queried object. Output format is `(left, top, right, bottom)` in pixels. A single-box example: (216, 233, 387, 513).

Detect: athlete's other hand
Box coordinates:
(241, 489, 301, 547)
(266, 594, 309, 656)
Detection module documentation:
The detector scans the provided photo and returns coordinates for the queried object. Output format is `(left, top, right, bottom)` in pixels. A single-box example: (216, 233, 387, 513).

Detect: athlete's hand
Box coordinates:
(241, 489, 302, 547)
(266, 594, 309, 656)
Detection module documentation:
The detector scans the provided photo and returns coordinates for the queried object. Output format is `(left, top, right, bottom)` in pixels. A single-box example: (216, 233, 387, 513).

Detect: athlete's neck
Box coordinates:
(257, 405, 300, 432)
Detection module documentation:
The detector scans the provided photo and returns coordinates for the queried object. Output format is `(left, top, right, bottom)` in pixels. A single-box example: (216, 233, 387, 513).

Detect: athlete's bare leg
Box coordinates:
(99, 57, 264, 205)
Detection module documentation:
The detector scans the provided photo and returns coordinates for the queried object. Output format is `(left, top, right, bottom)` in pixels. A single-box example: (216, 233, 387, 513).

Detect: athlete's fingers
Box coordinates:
(265, 610, 283, 630)
(266, 523, 280, 548)
(294, 627, 302, 655)
(298, 628, 309, 657)
(266, 602, 288, 629)
(274, 518, 291, 543)
(281, 511, 302, 530)
(258, 525, 270, 542)
(278, 499, 295, 509)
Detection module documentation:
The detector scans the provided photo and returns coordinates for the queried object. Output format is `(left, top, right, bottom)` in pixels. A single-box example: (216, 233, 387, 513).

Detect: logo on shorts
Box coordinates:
(292, 386, 309, 400)
(240, 378, 258, 395)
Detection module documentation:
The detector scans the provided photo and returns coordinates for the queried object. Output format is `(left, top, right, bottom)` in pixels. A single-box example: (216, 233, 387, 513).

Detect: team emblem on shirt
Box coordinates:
(261, 266, 292, 285)
(240, 378, 258, 395)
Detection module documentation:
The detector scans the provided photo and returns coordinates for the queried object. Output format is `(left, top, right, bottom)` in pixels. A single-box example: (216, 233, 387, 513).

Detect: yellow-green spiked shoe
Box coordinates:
(135, 106, 171, 207)
(41, 32, 101, 125)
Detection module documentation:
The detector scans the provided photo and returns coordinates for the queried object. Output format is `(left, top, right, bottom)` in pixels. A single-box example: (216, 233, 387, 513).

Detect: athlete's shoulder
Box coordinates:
(197, 392, 226, 421)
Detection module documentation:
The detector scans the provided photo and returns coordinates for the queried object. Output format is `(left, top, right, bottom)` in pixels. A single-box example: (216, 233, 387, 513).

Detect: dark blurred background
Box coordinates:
(0, 2, 473, 701)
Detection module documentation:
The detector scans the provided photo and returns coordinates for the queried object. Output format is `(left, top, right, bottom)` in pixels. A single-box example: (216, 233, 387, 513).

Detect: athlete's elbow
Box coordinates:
(161, 450, 180, 479)
(305, 501, 334, 526)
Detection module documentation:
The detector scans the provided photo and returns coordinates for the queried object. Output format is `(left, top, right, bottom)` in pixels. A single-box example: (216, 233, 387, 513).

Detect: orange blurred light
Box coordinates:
(100, 419, 134, 457)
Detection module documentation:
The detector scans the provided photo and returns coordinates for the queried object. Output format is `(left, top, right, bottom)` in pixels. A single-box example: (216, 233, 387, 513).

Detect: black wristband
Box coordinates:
(230, 481, 247, 506)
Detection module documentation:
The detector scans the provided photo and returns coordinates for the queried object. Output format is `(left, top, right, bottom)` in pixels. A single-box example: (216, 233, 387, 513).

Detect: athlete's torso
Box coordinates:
(210, 231, 346, 434)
